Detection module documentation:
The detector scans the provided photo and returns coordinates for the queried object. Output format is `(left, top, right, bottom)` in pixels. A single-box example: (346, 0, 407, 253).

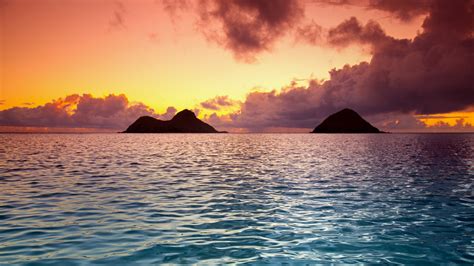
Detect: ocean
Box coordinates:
(0, 133, 473, 264)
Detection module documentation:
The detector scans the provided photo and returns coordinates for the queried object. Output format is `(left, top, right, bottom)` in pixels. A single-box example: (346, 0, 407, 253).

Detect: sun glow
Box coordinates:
(417, 112, 474, 127)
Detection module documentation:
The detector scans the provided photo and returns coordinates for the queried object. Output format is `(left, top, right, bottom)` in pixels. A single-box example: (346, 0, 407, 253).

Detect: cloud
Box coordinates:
(371, 112, 428, 131)
(300, 109, 462, 132)
(368, 0, 432, 22)
(0, 94, 175, 130)
(327, 17, 390, 49)
(4, 0, 471, 132)
(162, 0, 467, 63)
(161, 0, 190, 23)
(364, 112, 474, 132)
(200, 95, 240, 110)
(204, 88, 474, 132)
(312, 0, 432, 22)
(295, 20, 323, 45)
(203, 0, 473, 131)
(108, 0, 126, 30)
(201, 81, 327, 131)
(428, 118, 473, 130)
(160, 106, 177, 120)
(322, 1, 474, 116)
(176, 0, 304, 62)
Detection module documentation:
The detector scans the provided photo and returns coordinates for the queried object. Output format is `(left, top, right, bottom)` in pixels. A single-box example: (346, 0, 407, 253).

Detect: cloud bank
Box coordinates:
(202, 0, 473, 131)
(0, 94, 175, 130)
(2, 0, 472, 132)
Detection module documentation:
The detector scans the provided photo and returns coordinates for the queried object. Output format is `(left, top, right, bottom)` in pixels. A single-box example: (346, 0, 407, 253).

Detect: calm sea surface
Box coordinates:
(0, 134, 473, 265)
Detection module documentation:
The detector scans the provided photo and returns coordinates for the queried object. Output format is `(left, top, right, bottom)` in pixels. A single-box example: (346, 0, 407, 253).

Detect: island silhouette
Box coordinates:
(124, 108, 382, 133)
(312, 108, 381, 133)
(124, 109, 223, 133)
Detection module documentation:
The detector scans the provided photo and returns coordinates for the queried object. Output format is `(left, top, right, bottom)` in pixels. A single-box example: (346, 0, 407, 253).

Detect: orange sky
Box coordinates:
(0, 0, 472, 131)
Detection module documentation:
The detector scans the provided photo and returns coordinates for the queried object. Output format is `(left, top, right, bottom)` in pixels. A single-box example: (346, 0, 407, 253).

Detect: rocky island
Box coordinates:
(312, 108, 382, 133)
(124, 109, 223, 133)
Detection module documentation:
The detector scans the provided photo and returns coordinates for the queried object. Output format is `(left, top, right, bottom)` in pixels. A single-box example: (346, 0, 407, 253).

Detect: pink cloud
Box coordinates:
(200, 96, 240, 110)
(0, 94, 176, 130)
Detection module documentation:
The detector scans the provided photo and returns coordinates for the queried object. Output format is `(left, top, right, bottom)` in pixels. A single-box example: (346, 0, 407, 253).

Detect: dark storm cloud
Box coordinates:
(184, 0, 304, 62)
(0, 94, 175, 130)
(312, 0, 432, 21)
(323, 0, 474, 115)
(368, 0, 432, 21)
(327, 17, 389, 48)
(161, 0, 464, 62)
(205, 0, 474, 131)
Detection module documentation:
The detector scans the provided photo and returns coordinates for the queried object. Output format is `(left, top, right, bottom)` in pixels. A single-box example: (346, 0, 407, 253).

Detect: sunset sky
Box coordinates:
(1, 0, 473, 132)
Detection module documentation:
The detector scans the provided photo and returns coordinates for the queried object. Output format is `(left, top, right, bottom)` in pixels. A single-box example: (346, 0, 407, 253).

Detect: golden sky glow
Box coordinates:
(418, 112, 474, 127)
(1, 0, 422, 111)
(0, 0, 472, 131)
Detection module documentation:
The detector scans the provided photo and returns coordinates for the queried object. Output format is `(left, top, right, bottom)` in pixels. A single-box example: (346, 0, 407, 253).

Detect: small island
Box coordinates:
(124, 109, 223, 133)
(312, 108, 382, 133)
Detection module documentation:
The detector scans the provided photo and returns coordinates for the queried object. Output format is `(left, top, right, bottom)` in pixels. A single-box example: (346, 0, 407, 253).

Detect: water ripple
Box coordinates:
(0, 133, 473, 264)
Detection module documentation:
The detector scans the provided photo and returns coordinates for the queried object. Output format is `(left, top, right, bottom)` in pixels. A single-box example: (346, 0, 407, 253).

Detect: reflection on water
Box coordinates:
(0, 133, 473, 264)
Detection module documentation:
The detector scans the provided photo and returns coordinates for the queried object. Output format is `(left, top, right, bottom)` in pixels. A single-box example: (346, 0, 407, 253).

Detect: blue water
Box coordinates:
(0, 134, 473, 265)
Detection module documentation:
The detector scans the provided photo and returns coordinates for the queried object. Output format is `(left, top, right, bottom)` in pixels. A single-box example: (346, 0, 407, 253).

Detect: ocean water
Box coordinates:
(0, 133, 473, 265)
